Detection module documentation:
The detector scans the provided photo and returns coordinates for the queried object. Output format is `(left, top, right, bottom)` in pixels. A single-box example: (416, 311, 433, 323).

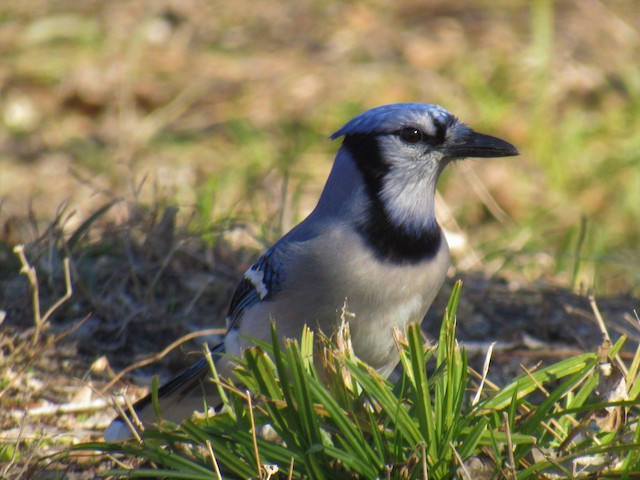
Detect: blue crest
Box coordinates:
(330, 103, 453, 139)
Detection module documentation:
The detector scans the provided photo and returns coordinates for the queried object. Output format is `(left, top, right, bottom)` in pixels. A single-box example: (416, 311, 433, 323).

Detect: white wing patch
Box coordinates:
(244, 268, 269, 299)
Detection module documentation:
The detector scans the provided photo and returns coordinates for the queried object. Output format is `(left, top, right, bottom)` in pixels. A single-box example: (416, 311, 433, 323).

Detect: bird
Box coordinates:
(104, 102, 518, 441)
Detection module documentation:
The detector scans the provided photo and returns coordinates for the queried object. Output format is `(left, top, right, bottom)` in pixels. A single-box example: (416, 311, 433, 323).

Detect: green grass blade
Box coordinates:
(406, 323, 437, 450)
(481, 353, 598, 410)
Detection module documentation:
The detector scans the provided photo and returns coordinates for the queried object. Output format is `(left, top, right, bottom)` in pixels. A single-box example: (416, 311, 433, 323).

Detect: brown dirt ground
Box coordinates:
(1, 213, 637, 477)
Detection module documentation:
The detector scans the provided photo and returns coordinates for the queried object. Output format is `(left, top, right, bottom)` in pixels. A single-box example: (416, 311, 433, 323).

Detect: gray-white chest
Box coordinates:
(286, 225, 450, 332)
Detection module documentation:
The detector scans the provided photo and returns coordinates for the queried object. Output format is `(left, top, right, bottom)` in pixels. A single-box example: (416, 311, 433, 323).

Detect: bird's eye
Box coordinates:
(398, 127, 424, 144)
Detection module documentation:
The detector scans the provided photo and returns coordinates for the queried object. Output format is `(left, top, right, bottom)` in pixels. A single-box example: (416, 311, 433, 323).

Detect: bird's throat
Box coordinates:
(341, 134, 443, 263)
(358, 193, 443, 263)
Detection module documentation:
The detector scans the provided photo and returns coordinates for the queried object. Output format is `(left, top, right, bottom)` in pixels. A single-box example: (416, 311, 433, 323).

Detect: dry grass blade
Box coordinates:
(472, 341, 496, 406)
(100, 327, 225, 394)
(112, 399, 143, 443)
(451, 442, 471, 480)
(205, 439, 223, 480)
(590, 293, 629, 377)
(503, 412, 517, 479)
(12, 245, 73, 344)
(246, 390, 262, 476)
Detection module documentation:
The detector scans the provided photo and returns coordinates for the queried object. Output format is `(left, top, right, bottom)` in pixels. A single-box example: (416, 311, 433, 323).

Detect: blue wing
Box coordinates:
(226, 248, 284, 330)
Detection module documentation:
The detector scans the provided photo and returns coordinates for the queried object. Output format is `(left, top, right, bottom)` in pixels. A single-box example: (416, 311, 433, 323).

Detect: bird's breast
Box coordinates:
(285, 225, 451, 371)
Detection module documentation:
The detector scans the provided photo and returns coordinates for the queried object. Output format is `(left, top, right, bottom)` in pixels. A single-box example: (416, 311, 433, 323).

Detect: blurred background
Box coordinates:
(1, 0, 639, 294)
(1, 1, 639, 474)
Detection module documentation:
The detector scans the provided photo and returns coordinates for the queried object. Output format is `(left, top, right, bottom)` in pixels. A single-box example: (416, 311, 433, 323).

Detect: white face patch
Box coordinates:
(418, 116, 438, 137)
(381, 174, 435, 231)
(244, 268, 269, 299)
(377, 142, 442, 234)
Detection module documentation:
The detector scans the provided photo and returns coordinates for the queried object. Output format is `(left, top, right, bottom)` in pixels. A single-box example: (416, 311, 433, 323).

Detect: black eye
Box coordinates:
(398, 127, 424, 144)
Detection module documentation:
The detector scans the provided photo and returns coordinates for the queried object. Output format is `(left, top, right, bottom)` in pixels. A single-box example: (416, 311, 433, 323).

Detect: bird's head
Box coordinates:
(328, 103, 518, 261)
(331, 102, 518, 182)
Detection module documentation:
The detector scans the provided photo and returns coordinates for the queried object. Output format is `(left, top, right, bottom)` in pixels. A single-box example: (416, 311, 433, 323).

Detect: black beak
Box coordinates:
(443, 131, 519, 159)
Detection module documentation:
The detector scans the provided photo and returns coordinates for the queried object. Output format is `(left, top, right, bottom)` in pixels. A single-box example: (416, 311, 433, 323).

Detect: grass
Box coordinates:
(73, 281, 640, 479)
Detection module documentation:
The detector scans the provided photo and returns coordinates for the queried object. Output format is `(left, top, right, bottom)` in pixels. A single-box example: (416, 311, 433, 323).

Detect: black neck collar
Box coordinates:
(342, 135, 443, 264)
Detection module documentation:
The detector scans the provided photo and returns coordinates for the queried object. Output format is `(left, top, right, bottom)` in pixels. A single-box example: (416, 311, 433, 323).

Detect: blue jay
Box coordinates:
(104, 103, 518, 441)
